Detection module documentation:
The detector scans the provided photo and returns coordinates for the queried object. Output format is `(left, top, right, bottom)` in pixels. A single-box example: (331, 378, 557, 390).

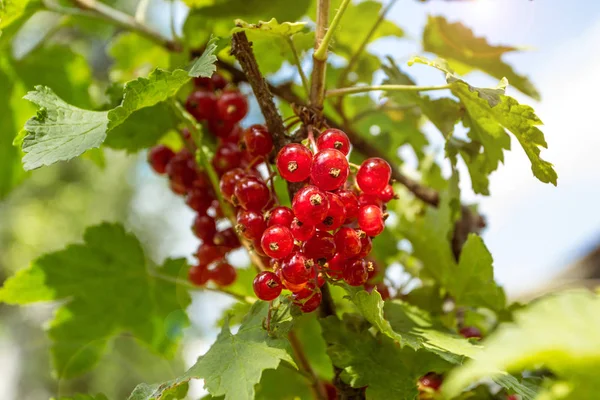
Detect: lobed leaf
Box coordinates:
(0, 224, 191, 378)
(128, 301, 295, 400)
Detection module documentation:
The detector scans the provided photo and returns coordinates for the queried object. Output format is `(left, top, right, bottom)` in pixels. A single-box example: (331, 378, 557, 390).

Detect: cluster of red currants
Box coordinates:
(147, 73, 254, 288)
(246, 128, 396, 312)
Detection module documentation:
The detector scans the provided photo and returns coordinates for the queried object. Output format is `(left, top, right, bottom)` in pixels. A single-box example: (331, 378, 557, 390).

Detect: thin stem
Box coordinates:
(309, 0, 330, 107)
(326, 84, 452, 98)
(313, 0, 352, 61)
(69, 0, 182, 51)
(337, 0, 398, 88)
(288, 331, 328, 400)
(150, 271, 255, 304)
(286, 37, 310, 96)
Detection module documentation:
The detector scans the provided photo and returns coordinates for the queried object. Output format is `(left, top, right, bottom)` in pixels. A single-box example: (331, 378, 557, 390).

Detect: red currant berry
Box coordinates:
(252, 238, 267, 257)
(327, 252, 345, 280)
(253, 271, 283, 301)
(221, 124, 243, 144)
(212, 142, 242, 175)
(210, 261, 237, 286)
(188, 264, 210, 286)
(234, 176, 271, 211)
(166, 150, 198, 195)
(290, 218, 316, 242)
(192, 214, 217, 242)
(293, 285, 322, 313)
(216, 90, 248, 123)
(316, 128, 350, 155)
(358, 205, 385, 237)
(148, 145, 175, 174)
(276, 268, 306, 293)
(208, 117, 235, 138)
(186, 90, 216, 121)
(266, 206, 295, 228)
(317, 192, 346, 231)
(194, 73, 227, 90)
(344, 259, 369, 286)
(356, 157, 392, 194)
(192, 171, 212, 190)
(261, 225, 294, 259)
(378, 184, 396, 203)
(186, 189, 214, 214)
(365, 282, 391, 300)
(276, 144, 313, 182)
(334, 228, 362, 259)
(419, 373, 443, 391)
(210, 199, 224, 218)
(243, 124, 273, 157)
(220, 168, 246, 203)
(366, 260, 380, 282)
(303, 231, 336, 261)
(213, 228, 241, 249)
(195, 243, 227, 266)
(507, 396, 519, 400)
(336, 189, 359, 223)
(236, 210, 266, 240)
(316, 271, 326, 287)
(310, 149, 349, 191)
(459, 326, 483, 339)
(292, 185, 330, 225)
(358, 192, 383, 208)
(357, 235, 372, 258)
(281, 252, 314, 285)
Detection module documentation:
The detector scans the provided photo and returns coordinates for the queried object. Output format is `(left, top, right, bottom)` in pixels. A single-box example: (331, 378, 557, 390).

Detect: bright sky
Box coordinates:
(375, 0, 600, 296)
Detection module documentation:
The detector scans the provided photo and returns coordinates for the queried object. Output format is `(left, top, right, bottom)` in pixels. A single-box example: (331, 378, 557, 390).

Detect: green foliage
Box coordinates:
(321, 316, 447, 400)
(444, 290, 600, 400)
(0, 224, 191, 378)
(129, 301, 296, 400)
(349, 290, 478, 363)
(401, 178, 506, 311)
(423, 15, 539, 99)
(410, 56, 557, 193)
(53, 395, 110, 400)
(108, 33, 170, 82)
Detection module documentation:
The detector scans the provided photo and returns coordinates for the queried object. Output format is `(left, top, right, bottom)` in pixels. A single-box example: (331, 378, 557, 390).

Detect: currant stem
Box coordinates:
(286, 36, 311, 96)
(313, 0, 352, 62)
(288, 331, 328, 400)
(326, 84, 453, 98)
(309, 0, 330, 107)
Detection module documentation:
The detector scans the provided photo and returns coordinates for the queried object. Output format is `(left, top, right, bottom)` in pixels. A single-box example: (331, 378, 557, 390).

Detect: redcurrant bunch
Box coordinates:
(252, 128, 396, 313)
(148, 72, 259, 288)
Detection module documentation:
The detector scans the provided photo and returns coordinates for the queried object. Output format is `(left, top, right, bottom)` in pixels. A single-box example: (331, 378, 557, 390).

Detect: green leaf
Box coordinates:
(107, 69, 190, 130)
(21, 86, 109, 170)
(453, 234, 506, 311)
(108, 32, 170, 82)
(21, 62, 208, 166)
(409, 56, 557, 189)
(0, 0, 41, 42)
(0, 224, 191, 378)
(349, 290, 478, 363)
(423, 16, 539, 99)
(189, 35, 219, 78)
(401, 179, 506, 311)
(443, 290, 600, 400)
(129, 301, 295, 400)
(255, 366, 312, 400)
(321, 316, 448, 400)
(293, 313, 334, 380)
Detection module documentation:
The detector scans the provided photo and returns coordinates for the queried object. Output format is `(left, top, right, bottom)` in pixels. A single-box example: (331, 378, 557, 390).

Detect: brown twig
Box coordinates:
(289, 331, 328, 400)
(231, 32, 289, 152)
